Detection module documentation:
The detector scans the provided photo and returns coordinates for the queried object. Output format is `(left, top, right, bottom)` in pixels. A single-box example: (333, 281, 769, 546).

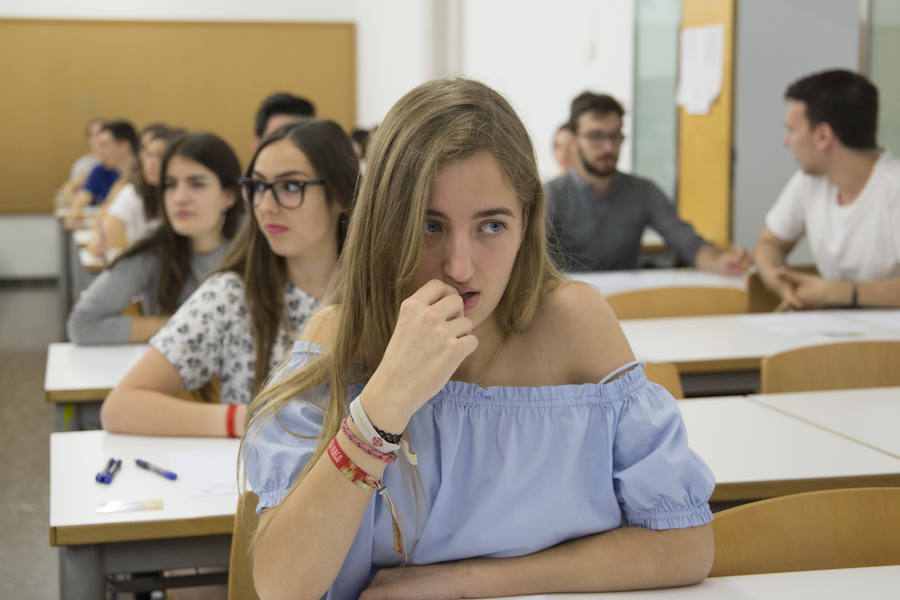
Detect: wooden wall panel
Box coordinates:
(0, 19, 355, 214)
(678, 0, 734, 247)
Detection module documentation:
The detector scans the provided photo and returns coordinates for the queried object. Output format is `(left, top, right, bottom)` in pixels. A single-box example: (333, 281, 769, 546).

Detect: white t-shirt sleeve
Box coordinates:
(765, 170, 809, 244)
(106, 183, 146, 243)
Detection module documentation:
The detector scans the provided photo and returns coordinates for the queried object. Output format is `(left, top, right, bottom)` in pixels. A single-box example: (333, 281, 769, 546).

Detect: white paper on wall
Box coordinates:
(676, 24, 724, 115)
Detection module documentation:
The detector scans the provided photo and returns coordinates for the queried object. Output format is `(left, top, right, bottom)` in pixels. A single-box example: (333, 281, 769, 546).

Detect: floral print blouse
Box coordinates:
(150, 271, 319, 404)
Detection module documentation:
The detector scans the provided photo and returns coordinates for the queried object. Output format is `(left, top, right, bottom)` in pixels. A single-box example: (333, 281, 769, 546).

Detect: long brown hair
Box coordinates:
(244, 77, 563, 519)
(216, 118, 358, 395)
(112, 132, 244, 313)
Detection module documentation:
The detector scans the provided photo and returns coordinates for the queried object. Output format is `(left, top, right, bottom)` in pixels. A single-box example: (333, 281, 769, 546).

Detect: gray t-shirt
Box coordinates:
(66, 243, 228, 345)
(545, 170, 707, 271)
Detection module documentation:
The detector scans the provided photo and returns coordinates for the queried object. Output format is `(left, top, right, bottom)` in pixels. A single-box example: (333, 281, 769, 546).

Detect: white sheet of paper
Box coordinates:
(168, 447, 240, 498)
(845, 310, 900, 333)
(676, 24, 724, 115)
(737, 313, 866, 337)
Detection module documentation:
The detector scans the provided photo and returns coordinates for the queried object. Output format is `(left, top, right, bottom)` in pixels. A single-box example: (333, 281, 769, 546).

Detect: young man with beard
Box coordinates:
(545, 92, 750, 273)
(754, 70, 900, 311)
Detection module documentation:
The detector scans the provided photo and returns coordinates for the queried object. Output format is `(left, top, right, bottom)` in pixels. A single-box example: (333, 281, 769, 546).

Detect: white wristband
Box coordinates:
(349, 395, 417, 465)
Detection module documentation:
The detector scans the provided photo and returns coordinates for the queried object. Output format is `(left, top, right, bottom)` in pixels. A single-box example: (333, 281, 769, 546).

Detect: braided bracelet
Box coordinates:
(349, 395, 401, 452)
(340, 417, 397, 463)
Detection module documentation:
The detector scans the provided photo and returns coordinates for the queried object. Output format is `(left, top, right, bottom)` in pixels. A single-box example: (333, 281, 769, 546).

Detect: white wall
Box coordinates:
(460, 0, 635, 181)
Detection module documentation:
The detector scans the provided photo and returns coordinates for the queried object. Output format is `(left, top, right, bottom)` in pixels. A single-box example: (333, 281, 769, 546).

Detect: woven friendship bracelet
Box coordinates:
(340, 417, 397, 463)
(327, 436, 380, 490)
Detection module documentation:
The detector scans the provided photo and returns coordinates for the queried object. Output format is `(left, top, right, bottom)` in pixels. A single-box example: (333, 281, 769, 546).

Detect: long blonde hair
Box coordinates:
(243, 76, 563, 520)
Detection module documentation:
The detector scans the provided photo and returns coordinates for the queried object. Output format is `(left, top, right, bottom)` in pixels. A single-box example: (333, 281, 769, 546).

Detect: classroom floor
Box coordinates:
(0, 282, 60, 599)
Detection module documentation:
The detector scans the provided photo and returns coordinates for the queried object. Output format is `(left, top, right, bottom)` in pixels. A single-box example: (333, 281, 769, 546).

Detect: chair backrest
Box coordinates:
(228, 491, 260, 600)
(746, 265, 818, 313)
(605, 286, 747, 320)
(643, 362, 684, 399)
(710, 487, 900, 576)
(760, 340, 900, 393)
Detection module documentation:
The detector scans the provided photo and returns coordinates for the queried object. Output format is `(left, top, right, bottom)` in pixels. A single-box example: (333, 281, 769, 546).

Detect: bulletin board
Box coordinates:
(0, 19, 356, 214)
(677, 0, 735, 247)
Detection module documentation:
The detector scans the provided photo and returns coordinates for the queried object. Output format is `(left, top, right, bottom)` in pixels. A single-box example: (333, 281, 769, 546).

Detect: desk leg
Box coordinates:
(58, 221, 71, 341)
(60, 545, 105, 600)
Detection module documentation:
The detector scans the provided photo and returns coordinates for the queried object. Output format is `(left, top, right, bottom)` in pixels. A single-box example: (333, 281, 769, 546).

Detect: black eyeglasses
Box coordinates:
(579, 131, 626, 147)
(239, 177, 325, 209)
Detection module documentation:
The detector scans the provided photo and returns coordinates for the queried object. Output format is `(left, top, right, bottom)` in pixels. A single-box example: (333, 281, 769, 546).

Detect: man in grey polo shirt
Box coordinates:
(545, 91, 750, 273)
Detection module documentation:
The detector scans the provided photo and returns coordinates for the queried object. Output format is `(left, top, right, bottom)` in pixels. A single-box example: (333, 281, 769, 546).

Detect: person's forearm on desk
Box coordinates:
(754, 227, 801, 309)
(693, 243, 751, 275)
(361, 524, 714, 599)
(102, 347, 243, 437)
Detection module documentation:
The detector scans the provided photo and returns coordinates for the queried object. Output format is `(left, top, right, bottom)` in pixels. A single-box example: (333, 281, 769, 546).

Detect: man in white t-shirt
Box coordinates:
(754, 69, 900, 310)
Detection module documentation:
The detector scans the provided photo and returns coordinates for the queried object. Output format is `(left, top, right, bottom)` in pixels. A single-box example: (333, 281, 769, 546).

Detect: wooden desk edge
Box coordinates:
(50, 514, 234, 547)
(46, 388, 111, 403)
(711, 473, 900, 502)
(676, 359, 759, 374)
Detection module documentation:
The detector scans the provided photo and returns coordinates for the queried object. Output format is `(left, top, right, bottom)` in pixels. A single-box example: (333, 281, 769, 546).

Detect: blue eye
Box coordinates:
(424, 220, 442, 234)
(481, 221, 506, 234)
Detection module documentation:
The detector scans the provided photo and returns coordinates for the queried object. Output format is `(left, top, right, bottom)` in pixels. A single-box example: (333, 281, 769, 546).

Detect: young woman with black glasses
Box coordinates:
(102, 119, 358, 437)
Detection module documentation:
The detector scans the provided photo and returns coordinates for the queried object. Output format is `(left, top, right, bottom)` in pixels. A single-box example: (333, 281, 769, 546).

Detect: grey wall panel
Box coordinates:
(733, 0, 859, 262)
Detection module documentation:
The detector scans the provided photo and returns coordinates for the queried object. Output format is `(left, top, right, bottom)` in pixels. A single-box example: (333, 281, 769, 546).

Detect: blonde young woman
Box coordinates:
(243, 78, 715, 600)
(102, 119, 357, 437)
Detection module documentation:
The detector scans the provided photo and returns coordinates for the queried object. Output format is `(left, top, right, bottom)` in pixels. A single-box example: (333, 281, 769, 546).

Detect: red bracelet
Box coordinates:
(340, 418, 397, 463)
(327, 436, 380, 490)
(225, 404, 238, 438)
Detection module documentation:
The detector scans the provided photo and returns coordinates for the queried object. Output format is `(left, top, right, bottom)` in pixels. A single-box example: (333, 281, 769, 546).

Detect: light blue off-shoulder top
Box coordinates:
(245, 341, 714, 600)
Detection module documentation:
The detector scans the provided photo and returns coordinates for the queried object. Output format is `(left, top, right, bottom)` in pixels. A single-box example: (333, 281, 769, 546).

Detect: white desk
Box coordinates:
(569, 269, 745, 297)
(679, 397, 900, 501)
(750, 387, 900, 459)
(484, 565, 900, 599)
(620, 310, 900, 395)
(50, 431, 239, 599)
(45, 343, 149, 430)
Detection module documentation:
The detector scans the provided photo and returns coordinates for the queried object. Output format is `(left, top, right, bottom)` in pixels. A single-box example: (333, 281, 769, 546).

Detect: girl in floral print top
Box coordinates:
(102, 120, 359, 437)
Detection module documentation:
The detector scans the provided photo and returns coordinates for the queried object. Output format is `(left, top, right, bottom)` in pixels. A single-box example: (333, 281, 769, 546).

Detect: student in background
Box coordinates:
(86, 125, 177, 257)
(552, 122, 576, 173)
(245, 78, 714, 600)
(59, 118, 105, 202)
(68, 132, 245, 345)
(545, 92, 750, 273)
(102, 119, 358, 437)
(252, 92, 316, 148)
(754, 69, 900, 310)
(67, 120, 138, 219)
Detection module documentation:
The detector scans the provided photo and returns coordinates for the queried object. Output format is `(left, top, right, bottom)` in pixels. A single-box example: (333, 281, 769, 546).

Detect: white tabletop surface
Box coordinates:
(568, 269, 745, 296)
(679, 397, 900, 485)
(620, 309, 900, 367)
(50, 430, 239, 530)
(750, 387, 900, 458)
(484, 565, 900, 599)
(45, 342, 149, 398)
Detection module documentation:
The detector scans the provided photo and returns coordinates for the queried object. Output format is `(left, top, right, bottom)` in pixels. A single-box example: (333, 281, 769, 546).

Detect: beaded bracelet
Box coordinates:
(340, 417, 397, 463)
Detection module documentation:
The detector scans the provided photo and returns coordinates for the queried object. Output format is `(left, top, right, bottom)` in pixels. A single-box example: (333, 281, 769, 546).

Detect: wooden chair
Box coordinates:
(643, 362, 684, 399)
(760, 340, 900, 393)
(605, 286, 747, 320)
(710, 487, 900, 576)
(228, 491, 260, 600)
(746, 265, 818, 312)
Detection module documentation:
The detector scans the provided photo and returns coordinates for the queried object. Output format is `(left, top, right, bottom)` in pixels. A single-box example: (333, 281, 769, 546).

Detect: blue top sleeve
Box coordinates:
(612, 380, 714, 529)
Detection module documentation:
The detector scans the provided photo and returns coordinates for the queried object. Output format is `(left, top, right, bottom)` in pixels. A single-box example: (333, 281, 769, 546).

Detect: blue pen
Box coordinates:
(135, 459, 178, 480)
(96, 458, 122, 484)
